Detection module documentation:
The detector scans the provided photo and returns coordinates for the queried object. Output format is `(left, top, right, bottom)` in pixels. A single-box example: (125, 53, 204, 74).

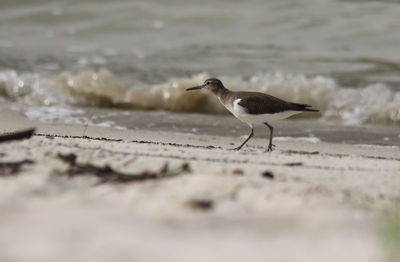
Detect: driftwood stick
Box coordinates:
(0, 128, 35, 143)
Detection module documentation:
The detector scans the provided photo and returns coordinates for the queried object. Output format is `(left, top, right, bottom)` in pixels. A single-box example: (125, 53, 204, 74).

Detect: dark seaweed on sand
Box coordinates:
(0, 160, 34, 176)
(56, 153, 191, 184)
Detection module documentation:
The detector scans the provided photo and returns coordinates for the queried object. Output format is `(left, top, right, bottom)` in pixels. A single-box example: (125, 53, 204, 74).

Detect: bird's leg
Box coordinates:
(232, 126, 254, 150)
(264, 122, 275, 152)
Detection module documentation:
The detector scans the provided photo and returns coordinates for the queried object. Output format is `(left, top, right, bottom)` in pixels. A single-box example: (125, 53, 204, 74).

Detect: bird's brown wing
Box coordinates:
(236, 92, 310, 114)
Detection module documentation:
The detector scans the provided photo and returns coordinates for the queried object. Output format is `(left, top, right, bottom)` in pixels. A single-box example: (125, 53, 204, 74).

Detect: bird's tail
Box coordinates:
(291, 102, 320, 112)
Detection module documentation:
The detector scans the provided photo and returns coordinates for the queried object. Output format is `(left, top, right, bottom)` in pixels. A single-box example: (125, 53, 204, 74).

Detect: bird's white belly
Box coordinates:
(224, 98, 301, 126)
(235, 110, 301, 124)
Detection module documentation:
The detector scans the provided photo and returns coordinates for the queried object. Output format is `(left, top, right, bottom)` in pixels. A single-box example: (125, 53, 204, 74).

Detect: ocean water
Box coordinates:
(1, 0, 400, 128)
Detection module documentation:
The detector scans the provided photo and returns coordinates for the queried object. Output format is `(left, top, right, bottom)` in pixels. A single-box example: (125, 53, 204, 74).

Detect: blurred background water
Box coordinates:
(1, 0, 400, 128)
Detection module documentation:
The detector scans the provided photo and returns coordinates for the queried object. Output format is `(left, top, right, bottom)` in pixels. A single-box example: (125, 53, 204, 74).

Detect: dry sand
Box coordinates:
(0, 109, 399, 262)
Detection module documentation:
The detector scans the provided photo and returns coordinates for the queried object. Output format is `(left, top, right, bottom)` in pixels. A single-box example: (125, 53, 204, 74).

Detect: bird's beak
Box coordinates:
(186, 85, 203, 91)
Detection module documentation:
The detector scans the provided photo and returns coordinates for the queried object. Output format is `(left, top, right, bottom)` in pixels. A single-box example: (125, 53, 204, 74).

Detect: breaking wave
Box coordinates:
(1, 69, 399, 126)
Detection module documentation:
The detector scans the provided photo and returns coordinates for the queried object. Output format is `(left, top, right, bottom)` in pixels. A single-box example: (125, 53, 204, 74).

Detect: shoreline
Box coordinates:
(3, 102, 400, 147)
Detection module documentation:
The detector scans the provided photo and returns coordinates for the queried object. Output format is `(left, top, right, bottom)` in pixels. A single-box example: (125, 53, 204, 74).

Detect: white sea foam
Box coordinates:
(239, 135, 321, 143)
(274, 136, 321, 143)
(20, 105, 126, 130)
(1, 69, 400, 126)
(354, 144, 399, 149)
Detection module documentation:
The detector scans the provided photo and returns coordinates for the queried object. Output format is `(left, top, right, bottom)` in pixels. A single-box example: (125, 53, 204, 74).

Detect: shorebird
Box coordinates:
(186, 78, 319, 151)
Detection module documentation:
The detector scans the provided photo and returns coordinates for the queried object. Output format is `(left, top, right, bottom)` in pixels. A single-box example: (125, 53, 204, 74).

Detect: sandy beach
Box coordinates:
(2, 0, 400, 261)
(1, 107, 399, 262)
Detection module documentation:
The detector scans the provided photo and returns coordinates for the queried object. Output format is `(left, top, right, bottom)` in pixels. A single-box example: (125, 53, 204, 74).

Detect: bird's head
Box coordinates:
(186, 78, 225, 94)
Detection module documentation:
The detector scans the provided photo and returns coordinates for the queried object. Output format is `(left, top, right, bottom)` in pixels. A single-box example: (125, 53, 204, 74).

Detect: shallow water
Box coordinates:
(1, 0, 400, 127)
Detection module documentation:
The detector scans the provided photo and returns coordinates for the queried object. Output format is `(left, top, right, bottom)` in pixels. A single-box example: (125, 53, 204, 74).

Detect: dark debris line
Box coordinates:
(56, 153, 191, 184)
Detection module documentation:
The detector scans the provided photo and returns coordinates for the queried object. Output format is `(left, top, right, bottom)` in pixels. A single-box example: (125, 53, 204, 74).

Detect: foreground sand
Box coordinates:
(1, 109, 399, 262)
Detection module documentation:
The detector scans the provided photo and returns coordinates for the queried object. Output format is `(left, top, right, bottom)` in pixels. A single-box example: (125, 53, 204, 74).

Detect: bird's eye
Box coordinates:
(206, 81, 210, 85)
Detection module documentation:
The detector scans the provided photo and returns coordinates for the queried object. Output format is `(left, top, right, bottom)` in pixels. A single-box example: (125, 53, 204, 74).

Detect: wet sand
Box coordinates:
(0, 108, 400, 262)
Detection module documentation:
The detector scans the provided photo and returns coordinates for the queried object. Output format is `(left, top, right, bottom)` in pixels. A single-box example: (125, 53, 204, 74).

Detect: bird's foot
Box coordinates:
(230, 146, 242, 151)
(266, 144, 276, 152)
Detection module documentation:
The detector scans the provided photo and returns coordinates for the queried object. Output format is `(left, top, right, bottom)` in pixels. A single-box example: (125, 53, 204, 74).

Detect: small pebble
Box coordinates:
(232, 169, 244, 175)
(186, 199, 214, 211)
(261, 171, 274, 179)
